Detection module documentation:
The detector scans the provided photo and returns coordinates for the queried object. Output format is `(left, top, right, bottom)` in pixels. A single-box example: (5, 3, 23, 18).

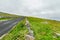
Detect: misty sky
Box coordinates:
(0, 0, 60, 20)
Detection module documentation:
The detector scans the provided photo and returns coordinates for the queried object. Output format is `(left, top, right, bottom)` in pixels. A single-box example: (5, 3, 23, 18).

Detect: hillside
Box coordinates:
(27, 17, 60, 40)
(2, 17, 60, 40)
(0, 12, 21, 20)
(0, 12, 20, 17)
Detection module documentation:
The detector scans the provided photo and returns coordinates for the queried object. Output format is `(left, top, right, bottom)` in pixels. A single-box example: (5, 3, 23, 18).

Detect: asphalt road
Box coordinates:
(0, 17, 24, 37)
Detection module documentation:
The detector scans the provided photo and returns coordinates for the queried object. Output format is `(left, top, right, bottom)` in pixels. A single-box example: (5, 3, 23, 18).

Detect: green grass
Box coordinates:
(0, 18, 14, 20)
(2, 19, 28, 40)
(27, 17, 60, 40)
(1, 17, 60, 40)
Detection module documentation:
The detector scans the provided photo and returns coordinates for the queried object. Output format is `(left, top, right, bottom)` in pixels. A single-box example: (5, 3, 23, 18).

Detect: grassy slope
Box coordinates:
(0, 12, 19, 17)
(27, 17, 60, 40)
(1, 17, 60, 40)
(0, 12, 20, 20)
(2, 19, 28, 40)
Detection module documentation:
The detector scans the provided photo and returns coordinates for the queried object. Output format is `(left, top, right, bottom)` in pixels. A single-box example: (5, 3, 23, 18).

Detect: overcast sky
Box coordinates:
(0, 0, 60, 21)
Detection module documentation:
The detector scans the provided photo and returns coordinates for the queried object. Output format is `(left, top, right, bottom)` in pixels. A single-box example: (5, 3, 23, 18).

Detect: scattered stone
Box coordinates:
(25, 18, 30, 26)
(25, 18, 35, 40)
(53, 32, 60, 38)
(25, 35, 34, 40)
(25, 18, 31, 30)
(29, 30, 34, 37)
(55, 33, 60, 36)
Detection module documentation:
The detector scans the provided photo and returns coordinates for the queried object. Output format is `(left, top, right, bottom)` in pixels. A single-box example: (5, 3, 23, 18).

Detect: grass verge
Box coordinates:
(2, 19, 28, 40)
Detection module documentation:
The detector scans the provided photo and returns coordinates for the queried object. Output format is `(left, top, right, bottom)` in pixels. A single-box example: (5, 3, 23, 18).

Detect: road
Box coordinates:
(0, 17, 24, 37)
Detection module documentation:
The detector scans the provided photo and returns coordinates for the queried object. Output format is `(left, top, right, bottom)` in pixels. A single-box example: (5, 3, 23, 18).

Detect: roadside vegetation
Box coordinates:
(1, 16, 60, 40)
(2, 19, 28, 40)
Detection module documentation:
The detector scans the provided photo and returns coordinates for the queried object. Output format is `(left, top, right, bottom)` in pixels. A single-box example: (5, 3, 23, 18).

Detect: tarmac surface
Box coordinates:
(0, 17, 24, 37)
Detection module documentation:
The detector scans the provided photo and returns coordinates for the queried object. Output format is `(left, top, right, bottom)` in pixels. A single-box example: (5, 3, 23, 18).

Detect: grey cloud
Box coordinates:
(0, 0, 60, 21)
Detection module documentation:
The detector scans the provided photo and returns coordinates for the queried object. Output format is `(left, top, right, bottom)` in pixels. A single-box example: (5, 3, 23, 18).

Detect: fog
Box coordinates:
(0, 0, 60, 21)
